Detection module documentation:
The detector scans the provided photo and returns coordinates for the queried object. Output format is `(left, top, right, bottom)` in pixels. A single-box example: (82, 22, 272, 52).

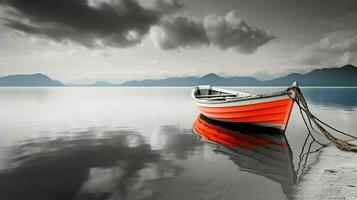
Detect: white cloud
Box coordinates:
(296, 30, 357, 66)
(87, 0, 114, 9)
(319, 30, 357, 52)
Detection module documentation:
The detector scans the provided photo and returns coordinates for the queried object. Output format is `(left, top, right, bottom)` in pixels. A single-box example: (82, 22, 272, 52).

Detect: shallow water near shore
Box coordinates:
(0, 87, 356, 200)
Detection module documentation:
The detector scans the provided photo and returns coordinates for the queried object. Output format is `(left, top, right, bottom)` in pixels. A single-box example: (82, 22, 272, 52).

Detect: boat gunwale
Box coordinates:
(192, 86, 291, 105)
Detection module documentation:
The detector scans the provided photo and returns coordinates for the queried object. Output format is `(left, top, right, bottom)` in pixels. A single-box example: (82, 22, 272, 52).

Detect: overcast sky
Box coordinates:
(0, 0, 357, 83)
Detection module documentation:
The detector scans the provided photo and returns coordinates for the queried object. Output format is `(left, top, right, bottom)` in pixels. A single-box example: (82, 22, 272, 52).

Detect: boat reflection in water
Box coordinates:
(193, 114, 296, 199)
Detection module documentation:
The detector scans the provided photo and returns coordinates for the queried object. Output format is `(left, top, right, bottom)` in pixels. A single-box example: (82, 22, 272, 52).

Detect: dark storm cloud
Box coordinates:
(150, 16, 209, 50)
(0, 0, 182, 47)
(203, 11, 275, 53)
(151, 11, 275, 52)
(0, 0, 274, 52)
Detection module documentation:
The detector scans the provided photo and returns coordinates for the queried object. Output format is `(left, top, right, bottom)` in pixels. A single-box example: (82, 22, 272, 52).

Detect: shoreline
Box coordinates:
(295, 140, 357, 200)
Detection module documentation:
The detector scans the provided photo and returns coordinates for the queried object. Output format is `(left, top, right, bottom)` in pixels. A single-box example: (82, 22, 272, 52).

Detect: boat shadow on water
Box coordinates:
(192, 114, 317, 200)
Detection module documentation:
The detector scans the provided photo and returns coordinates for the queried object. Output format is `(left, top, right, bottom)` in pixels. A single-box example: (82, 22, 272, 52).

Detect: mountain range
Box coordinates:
(120, 64, 357, 86)
(0, 64, 356, 87)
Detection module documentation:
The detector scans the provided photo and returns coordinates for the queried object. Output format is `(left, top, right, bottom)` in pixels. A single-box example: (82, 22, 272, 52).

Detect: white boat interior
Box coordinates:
(193, 82, 297, 102)
(193, 85, 254, 101)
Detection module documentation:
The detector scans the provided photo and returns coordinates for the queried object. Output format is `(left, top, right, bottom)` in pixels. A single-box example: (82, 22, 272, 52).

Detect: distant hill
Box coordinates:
(90, 81, 117, 87)
(0, 73, 64, 87)
(120, 64, 357, 86)
(264, 64, 357, 86)
(66, 81, 117, 87)
(65, 83, 89, 87)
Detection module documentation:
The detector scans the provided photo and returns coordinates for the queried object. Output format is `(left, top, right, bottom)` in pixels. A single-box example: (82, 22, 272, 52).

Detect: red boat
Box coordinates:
(192, 83, 297, 131)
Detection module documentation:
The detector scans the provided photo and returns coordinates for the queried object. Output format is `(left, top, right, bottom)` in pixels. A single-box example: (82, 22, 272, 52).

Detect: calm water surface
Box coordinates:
(0, 87, 356, 200)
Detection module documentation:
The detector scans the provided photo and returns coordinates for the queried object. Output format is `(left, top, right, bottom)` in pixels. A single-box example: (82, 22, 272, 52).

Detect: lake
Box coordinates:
(0, 87, 356, 200)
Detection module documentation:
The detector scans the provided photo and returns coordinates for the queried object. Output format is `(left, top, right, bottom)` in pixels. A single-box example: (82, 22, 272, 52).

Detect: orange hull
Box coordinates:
(197, 98, 294, 130)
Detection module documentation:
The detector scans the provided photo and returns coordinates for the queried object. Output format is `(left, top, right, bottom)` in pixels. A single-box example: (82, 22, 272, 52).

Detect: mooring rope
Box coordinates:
(288, 86, 357, 152)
